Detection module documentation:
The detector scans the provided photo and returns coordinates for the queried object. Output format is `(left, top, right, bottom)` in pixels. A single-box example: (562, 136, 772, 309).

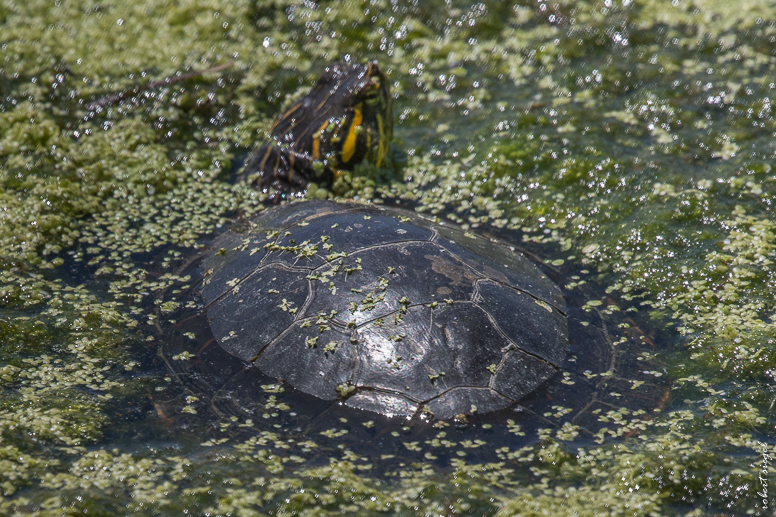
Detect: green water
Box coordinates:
(1, 0, 775, 515)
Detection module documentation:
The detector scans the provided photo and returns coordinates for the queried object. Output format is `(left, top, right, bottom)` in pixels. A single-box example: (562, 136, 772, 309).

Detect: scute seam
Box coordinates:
(471, 299, 565, 369)
(203, 262, 313, 311)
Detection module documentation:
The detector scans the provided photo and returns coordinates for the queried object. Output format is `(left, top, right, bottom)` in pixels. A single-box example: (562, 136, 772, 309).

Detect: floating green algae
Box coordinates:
(1, 0, 775, 515)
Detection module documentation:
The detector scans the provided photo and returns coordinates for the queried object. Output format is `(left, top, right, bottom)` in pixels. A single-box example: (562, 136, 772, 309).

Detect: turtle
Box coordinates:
(156, 60, 664, 424)
(200, 200, 568, 420)
(191, 60, 567, 420)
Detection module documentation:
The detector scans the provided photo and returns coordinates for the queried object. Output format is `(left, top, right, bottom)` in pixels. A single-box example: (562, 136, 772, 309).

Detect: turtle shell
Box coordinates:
(201, 200, 568, 420)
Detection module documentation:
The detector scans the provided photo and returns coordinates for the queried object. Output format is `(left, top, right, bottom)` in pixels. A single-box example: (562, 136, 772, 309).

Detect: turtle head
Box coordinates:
(243, 60, 394, 195)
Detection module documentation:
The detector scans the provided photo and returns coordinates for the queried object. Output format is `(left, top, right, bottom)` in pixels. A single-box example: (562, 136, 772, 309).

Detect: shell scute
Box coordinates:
(476, 280, 568, 365)
(492, 349, 558, 402)
(254, 320, 357, 399)
(207, 264, 309, 361)
(434, 225, 565, 309)
(424, 387, 513, 420)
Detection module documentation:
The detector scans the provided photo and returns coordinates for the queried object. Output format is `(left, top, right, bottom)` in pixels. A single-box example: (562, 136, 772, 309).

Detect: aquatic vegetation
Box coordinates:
(1, 0, 775, 514)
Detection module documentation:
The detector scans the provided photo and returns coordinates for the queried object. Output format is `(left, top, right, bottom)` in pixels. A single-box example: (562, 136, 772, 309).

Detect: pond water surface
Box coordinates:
(1, 1, 775, 515)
